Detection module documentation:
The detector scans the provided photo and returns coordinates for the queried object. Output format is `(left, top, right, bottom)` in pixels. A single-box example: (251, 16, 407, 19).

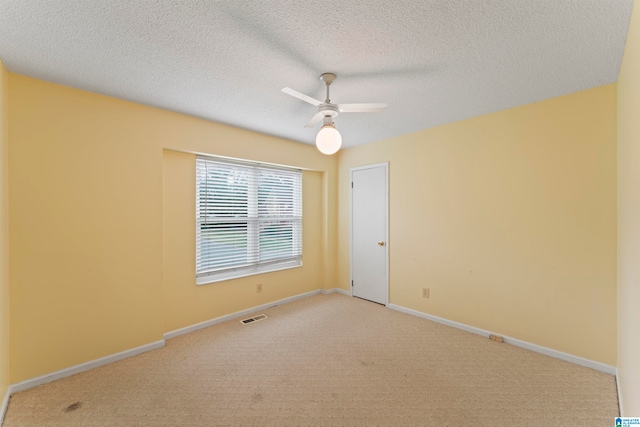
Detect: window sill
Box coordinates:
(196, 260, 302, 285)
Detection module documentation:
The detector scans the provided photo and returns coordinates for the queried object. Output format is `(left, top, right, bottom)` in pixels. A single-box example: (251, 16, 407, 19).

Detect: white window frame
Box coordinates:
(195, 156, 302, 285)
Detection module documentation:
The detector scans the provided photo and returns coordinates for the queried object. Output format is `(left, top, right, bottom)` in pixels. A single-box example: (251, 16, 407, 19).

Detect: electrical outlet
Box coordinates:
(257, 283, 262, 293)
(422, 288, 429, 299)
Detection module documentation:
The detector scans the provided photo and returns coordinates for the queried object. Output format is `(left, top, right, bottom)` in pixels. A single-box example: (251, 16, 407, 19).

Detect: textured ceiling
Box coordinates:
(0, 1, 634, 149)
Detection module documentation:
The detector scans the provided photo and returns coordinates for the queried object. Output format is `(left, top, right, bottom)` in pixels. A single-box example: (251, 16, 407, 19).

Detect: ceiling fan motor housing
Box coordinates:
(318, 103, 339, 118)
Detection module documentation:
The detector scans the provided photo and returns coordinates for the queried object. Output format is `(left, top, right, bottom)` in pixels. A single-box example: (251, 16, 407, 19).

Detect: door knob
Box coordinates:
(377, 241, 385, 246)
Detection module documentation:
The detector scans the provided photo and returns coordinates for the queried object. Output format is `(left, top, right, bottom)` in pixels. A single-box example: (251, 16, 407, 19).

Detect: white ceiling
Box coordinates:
(0, 1, 634, 149)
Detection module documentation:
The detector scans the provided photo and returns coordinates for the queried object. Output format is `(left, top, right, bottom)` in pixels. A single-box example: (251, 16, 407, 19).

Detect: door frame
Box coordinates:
(350, 162, 389, 306)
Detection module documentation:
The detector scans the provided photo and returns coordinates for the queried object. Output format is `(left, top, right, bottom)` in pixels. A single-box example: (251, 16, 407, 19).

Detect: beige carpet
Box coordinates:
(3, 293, 618, 426)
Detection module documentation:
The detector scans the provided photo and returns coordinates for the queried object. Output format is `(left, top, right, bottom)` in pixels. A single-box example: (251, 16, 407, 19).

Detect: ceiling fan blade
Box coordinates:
(282, 87, 322, 107)
(305, 111, 326, 128)
(338, 103, 387, 113)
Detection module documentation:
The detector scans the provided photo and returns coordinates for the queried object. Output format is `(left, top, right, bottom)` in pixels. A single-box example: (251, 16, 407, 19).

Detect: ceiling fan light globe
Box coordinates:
(316, 125, 342, 155)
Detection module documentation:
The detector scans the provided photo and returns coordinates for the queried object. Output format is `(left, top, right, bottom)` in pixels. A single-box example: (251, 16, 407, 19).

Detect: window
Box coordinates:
(196, 156, 302, 284)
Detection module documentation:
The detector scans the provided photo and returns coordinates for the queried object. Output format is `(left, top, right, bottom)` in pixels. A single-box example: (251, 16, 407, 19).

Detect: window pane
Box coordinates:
(197, 162, 250, 220)
(198, 222, 248, 270)
(258, 171, 295, 217)
(259, 220, 294, 261)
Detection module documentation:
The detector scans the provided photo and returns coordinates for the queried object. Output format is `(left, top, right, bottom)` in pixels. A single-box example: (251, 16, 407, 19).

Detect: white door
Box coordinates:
(351, 163, 388, 305)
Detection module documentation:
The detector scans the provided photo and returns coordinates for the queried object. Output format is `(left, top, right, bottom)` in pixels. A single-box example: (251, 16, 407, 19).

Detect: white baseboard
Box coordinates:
(616, 369, 624, 416)
(506, 334, 616, 375)
(164, 289, 323, 340)
(1, 387, 10, 425)
(387, 304, 616, 375)
(8, 340, 165, 395)
(321, 287, 351, 296)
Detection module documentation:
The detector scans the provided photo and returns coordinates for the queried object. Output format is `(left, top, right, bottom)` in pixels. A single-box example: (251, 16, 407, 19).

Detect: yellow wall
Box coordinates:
(8, 74, 337, 383)
(338, 84, 617, 365)
(0, 60, 10, 408)
(162, 150, 326, 333)
(617, 1, 640, 415)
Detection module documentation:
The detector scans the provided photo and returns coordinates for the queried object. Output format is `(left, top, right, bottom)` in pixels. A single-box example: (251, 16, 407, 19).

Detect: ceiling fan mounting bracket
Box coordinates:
(320, 73, 336, 86)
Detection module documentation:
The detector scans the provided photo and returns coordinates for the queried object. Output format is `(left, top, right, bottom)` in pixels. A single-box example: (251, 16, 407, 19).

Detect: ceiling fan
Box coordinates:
(282, 73, 387, 155)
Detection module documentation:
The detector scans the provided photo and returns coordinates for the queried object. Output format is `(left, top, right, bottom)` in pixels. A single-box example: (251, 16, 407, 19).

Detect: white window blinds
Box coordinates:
(196, 156, 302, 283)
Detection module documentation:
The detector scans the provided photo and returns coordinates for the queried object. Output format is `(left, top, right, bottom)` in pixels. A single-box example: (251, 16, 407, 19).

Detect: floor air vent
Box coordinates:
(240, 314, 268, 325)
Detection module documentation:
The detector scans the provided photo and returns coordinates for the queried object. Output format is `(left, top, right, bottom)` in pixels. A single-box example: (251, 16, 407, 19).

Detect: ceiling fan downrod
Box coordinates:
(320, 73, 336, 103)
